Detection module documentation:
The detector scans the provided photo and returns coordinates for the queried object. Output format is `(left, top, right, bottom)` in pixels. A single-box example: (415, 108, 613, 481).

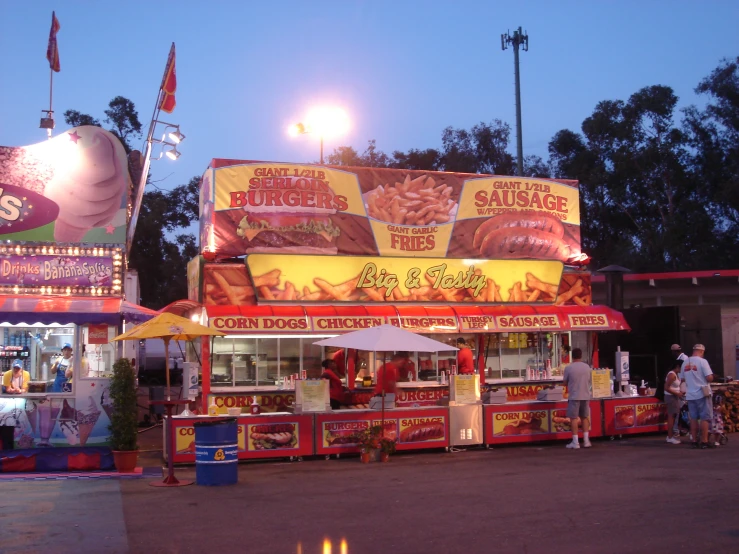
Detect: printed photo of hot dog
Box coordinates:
(399, 422, 445, 443)
(473, 213, 571, 262)
(248, 423, 298, 450)
(614, 406, 635, 429)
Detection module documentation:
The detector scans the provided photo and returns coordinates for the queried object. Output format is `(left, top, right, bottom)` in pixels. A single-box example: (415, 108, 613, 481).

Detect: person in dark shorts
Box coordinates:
(664, 359, 684, 444)
(563, 348, 592, 449)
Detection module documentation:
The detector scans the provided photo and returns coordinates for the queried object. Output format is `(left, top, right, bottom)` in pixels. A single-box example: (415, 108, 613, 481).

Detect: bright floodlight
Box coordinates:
(165, 146, 181, 160)
(305, 107, 349, 138)
(288, 122, 306, 137)
(168, 127, 185, 144)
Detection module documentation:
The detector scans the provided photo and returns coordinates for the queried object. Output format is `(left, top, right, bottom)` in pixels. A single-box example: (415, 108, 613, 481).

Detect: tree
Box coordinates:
(683, 57, 739, 265)
(104, 96, 142, 152)
(440, 120, 515, 174)
(63, 99, 198, 308)
(549, 85, 722, 271)
(390, 148, 442, 170)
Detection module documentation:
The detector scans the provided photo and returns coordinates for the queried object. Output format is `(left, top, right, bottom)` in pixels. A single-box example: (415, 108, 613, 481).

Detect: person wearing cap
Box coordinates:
(680, 344, 714, 449)
(671, 344, 688, 364)
(2, 359, 30, 394)
(51, 343, 74, 393)
(456, 338, 475, 375)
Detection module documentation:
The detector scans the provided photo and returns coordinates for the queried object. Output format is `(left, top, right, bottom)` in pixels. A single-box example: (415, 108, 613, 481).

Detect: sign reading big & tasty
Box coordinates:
(246, 254, 566, 304)
(0, 126, 132, 245)
(201, 161, 584, 263)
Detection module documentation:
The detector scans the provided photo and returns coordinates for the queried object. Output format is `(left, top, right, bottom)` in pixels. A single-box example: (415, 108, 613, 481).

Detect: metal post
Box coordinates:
(320, 135, 324, 165)
(501, 27, 529, 177)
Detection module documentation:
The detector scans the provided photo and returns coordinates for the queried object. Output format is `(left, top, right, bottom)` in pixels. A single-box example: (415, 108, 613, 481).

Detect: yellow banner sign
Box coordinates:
(492, 409, 550, 436)
(210, 315, 309, 332)
(246, 254, 563, 304)
(456, 177, 581, 225)
(213, 164, 366, 216)
(176, 423, 246, 453)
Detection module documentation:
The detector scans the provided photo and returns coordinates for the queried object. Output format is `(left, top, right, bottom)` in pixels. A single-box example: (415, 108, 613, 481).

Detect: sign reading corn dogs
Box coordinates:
(204, 161, 584, 263)
(246, 254, 564, 304)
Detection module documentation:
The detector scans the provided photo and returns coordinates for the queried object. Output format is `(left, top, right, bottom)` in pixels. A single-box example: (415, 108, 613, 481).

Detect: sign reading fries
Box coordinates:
(246, 254, 563, 304)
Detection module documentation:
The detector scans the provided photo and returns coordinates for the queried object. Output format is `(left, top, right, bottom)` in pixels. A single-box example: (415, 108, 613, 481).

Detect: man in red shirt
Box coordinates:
(456, 338, 475, 375)
(395, 351, 417, 382)
(374, 354, 400, 396)
(320, 359, 345, 410)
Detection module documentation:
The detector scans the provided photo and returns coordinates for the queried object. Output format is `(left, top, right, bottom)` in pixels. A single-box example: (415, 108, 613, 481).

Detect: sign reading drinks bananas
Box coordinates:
(245, 254, 565, 304)
(200, 161, 585, 264)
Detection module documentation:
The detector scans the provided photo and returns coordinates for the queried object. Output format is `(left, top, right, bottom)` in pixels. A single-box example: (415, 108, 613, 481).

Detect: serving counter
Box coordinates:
(176, 382, 668, 465)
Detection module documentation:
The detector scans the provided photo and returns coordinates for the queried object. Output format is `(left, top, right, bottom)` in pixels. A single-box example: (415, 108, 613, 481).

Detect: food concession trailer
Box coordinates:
(167, 161, 666, 463)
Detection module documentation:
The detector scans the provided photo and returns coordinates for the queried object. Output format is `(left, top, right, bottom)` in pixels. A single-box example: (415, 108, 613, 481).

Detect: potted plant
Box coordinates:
(379, 436, 396, 462)
(108, 358, 139, 472)
(354, 425, 383, 463)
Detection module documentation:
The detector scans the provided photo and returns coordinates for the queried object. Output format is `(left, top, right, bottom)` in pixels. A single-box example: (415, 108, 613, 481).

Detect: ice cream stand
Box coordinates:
(0, 126, 157, 471)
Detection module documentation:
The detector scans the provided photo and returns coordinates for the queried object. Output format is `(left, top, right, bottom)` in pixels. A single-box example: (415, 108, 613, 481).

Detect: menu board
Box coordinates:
(591, 369, 612, 399)
(450, 375, 480, 404)
(295, 380, 329, 412)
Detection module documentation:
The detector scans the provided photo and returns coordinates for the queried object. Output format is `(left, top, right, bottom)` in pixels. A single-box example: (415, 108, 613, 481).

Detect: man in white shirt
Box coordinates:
(680, 344, 714, 449)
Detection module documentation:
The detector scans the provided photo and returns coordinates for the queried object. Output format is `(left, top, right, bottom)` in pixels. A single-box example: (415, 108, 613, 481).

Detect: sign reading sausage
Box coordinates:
(398, 416, 446, 443)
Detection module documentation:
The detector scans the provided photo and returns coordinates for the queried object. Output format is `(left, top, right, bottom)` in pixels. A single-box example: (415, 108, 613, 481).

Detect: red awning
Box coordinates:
(205, 303, 629, 333)
(0, 296, 157, 325)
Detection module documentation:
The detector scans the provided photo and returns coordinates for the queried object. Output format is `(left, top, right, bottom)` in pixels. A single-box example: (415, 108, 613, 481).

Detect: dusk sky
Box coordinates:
(1, 1, 738, 191)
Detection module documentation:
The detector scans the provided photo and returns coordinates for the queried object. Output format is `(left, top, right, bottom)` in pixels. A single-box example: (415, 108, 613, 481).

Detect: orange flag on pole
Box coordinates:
(159, 43, 177, 113)
(46, 11, 61, 72)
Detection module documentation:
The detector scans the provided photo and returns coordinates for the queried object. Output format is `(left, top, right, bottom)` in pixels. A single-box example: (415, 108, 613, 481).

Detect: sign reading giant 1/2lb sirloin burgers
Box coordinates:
(200, 162, 583, 263)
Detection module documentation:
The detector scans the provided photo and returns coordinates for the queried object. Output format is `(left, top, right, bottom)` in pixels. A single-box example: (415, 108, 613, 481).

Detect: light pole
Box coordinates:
(502, 27, 529, 177)
(289, 107, 349, 165)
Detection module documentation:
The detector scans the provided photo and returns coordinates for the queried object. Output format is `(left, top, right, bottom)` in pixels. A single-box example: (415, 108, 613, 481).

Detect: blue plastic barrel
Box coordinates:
(194, 418, 238, 486)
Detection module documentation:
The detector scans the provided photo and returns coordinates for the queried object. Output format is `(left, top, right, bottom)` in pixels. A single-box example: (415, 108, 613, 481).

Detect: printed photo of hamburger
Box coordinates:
(236, 208, 341, 255)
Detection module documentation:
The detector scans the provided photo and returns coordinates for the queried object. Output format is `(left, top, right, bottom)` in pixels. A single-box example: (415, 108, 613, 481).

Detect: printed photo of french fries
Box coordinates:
(203, 266, 256, 306)
(507, 272, 591, 305)
(363, 174, 458, 226)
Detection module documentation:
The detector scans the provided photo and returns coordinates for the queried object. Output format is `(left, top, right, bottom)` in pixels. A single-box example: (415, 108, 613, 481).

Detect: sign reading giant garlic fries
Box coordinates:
(245, 254, 564, 304)
(204, 161, 584, 263)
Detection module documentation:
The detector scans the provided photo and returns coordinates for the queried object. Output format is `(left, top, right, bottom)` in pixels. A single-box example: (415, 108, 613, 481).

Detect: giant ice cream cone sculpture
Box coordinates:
(0, 126, 131, 243)
(76, 396, 101, 446)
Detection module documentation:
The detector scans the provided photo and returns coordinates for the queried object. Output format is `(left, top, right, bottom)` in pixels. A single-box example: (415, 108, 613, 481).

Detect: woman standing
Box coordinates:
(664, 360, 683, 444)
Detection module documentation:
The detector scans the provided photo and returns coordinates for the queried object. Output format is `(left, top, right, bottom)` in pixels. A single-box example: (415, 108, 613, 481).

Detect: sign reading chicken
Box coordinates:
(202, 161, 584, 263)
(0, 126, 133, 245)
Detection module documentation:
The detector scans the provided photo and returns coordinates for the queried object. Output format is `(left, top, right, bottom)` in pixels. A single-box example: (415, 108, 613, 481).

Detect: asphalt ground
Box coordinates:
(2, 433, 738, 554)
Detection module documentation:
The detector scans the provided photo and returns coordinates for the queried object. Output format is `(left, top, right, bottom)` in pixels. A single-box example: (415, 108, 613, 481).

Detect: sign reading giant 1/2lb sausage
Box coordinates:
(492, 410, 551, 436)
(398, 416, 446, 443)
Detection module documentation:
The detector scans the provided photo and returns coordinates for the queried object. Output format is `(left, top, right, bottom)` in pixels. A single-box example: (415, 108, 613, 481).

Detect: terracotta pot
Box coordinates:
(380, 452, 390, 463)
(360, 452, 371, 464)
(112, 450, 139, 473)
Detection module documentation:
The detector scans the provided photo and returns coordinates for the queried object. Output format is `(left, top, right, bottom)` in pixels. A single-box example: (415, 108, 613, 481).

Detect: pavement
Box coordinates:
(2, 432, 738, 554)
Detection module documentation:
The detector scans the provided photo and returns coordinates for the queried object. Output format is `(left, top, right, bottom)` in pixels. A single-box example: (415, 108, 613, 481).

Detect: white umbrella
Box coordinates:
(314, 324, 459, 353)
(314, 325, 459, 439)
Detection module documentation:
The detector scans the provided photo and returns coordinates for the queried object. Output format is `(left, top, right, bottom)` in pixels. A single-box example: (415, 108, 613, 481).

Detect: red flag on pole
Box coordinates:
(46, 11, 61, 72)
(159, 43, 177, 113)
